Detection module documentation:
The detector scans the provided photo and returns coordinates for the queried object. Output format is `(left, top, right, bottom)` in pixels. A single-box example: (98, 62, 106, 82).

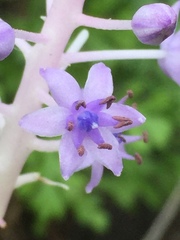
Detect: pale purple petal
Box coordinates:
(19, 106, 69, 137)
(40, 68, 82, 108)
(60, 132, 86, 180)
(98, 112, 117, 127)
(76, 129, 123, 176)
(83, 62, 113, 102)
(75, 140, 94, 170)
(85, 162, 104, 193)
(105, 103, 146, 132)
(96, 129, 123, 176)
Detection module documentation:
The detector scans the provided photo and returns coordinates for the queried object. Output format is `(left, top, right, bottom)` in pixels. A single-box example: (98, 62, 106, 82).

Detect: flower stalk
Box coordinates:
(61, 49, 166, 64)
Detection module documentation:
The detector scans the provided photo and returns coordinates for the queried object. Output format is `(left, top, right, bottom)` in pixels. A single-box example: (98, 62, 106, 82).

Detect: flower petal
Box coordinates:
(97, 128, 123, 176)
(19, 106, 69, 137)
(60, 132, 87, 180)
(83, 63, 113, 102)
(105, 103, 146, 132)
(82, 128, 123, 176)
(40, 68, 82, 108)
(85, 162, 104, 193)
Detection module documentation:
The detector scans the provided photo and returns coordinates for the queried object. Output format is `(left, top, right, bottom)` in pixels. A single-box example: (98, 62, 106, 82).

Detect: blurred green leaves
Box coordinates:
(1, 0, 179, 237)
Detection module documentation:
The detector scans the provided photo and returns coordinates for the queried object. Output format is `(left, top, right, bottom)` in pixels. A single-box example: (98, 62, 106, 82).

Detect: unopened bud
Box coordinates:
(132, 3, 177, 45)
(0, 19, 15, 60)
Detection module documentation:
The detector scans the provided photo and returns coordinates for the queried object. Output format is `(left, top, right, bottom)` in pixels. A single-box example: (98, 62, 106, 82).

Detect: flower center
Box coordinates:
(77, 110, 98, 132)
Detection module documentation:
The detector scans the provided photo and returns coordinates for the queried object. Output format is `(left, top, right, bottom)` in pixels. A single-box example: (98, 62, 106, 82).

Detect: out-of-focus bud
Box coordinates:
(158, 31, 180, 85)
(0, 19, 15, 61)
(158, 1, 180, 85)
(131, 3, 177, 45)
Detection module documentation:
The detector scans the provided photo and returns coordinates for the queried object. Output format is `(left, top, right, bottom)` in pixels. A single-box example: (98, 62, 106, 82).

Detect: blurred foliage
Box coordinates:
(0, 0, 179, 238)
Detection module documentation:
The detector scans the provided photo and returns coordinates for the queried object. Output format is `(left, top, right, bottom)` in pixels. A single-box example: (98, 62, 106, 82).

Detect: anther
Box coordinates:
(98, 143, 112, 150)
(77, 145, 85, 156)
(67, 121, 74, 131)
(142, 131, 148, 143)
(100, 95, 116, 109)
(75, 100, 86, 110)
(112, 116, 133, 128)
(134, 153, 142, 165)
(117, 134, 126, 143)
(127, 90, 134, 98)
(132, 103, 137, 109)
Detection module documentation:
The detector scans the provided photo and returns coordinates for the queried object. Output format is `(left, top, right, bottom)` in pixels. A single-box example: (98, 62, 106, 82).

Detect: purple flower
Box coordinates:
(114, 132, 148, 162)
(83, 131, 147, 193)
(0, 19, 15, 60)
(158, 1, 180, 85)
(20, 63, 146, 192)
(132, 3, 177, 45)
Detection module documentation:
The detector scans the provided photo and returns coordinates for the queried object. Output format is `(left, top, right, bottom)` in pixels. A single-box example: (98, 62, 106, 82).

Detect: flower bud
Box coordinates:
(0, 19, 15, 60)
(131, 3, 177, 45)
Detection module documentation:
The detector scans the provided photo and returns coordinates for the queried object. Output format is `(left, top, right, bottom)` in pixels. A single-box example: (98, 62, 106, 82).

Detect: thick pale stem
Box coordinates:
(61, 49, 166, 64)
(0, 0, 84, 220)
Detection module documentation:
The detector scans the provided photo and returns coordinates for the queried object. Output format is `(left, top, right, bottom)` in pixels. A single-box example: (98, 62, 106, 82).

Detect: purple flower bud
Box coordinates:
(0, 19, 15, 60)
(131, 3, 177, 45)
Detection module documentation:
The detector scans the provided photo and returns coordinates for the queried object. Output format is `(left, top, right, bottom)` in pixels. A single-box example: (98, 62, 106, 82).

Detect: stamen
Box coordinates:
(134, 152, 142, 164)
(132, 102, 137, 109)
(112, 116, 133, 128)
(142, 131, 148, 143)
(77, 145, 85, 156)
(116, 134, 126, 143)
(75, 100, 86, 110)
(100, 95, 116, 109)
(67, 121, 74, 131)
(127, 90, 134, 98)
(98, 143, 112, 150)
